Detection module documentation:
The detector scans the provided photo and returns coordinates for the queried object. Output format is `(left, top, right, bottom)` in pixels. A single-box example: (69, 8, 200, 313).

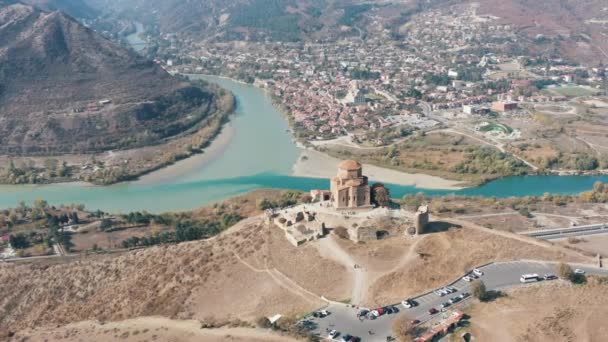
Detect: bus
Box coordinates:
(520, 273, 540, 283)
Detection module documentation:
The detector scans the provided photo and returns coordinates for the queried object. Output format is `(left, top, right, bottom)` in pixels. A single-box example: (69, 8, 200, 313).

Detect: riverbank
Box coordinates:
(133, 122, 235, 185)
(0, 81, 235, 187)
(292, 148, 466, 190)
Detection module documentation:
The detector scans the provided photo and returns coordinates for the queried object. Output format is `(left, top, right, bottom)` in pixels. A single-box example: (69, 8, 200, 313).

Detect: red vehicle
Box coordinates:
(411, 319, 421, 325)
(428, 308, 438, 315)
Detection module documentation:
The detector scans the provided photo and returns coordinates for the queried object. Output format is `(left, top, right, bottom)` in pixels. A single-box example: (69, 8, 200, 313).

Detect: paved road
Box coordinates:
(521, 223, 608, 240)
(310, 260, 608, 341)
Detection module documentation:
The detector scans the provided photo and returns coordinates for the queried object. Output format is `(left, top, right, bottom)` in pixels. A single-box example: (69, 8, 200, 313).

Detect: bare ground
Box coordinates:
(0, 220, 349, 332)
(464, 277, 608, 342)
(367, 223, 589, 306)
(6, 317, 298, 342)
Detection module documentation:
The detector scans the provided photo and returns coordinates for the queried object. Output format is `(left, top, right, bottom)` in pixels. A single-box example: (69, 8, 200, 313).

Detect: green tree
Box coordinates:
(258, 198, 274, 210)
(472, 280, 488, 301)
(557, 262, 574, 281)
(372, 184, 391, 207)
(34, 198, 48, 210)
(9, 234, 30, 249)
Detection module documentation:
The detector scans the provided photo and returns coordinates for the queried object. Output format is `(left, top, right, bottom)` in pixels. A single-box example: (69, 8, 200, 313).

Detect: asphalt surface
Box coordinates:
(310, 260, 608, 342)
(521, 223, 608, 240)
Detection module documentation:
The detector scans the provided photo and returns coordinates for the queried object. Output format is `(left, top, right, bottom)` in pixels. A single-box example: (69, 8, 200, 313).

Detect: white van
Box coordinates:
(520, 273, 540, 283)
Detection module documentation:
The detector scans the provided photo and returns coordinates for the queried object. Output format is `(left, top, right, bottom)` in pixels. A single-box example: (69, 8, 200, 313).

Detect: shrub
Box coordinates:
(471, 280, 489, 301)
(557, 262, 574, 280)
(391, 315, 414, 342)
(255, 317, 272, 328)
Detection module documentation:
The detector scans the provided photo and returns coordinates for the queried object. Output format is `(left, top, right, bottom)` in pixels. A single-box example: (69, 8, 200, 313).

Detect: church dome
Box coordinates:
(338, 160, 362, 171)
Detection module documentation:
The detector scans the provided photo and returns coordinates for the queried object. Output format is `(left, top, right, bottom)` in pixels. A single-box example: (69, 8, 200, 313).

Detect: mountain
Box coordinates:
(473, 0, 608, 64)
(22, 0, 99, 18)
(85, 0, 402, 42)
(0, 3, 218, 155)
(85, 0, 608, 62)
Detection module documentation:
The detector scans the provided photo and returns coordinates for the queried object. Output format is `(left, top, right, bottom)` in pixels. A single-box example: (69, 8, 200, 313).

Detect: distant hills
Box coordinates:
(80, 0, 415, 42)
(81, 0, 608, 63)
(21, 0, 99, 18)
(473, 0, 608, 64)
(0, 2, 218, 155)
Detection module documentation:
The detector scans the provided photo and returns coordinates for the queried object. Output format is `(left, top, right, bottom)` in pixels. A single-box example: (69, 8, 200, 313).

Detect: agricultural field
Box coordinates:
(546, 85, 602, 97)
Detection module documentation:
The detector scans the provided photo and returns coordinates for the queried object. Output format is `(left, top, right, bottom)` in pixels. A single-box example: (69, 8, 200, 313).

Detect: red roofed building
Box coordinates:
(414, 311, 465, 342)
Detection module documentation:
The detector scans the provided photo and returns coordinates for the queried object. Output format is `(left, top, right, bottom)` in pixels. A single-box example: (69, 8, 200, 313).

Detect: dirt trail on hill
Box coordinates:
(232, 251, 323, 305)
(10, 317, 299, 342)
(316, 236, 365, 304)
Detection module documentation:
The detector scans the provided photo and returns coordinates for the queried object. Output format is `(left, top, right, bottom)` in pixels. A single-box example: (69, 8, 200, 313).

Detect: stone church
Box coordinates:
(330, 160, 372, 209)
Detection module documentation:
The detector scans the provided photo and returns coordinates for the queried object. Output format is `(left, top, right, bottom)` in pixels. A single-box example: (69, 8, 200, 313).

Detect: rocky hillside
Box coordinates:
(471, 0, 608, 64)
(85, 0, 419, 42)
(86, 0, 608, 63)
(22, 0, 99, 18)
(0, 3, 217, 155)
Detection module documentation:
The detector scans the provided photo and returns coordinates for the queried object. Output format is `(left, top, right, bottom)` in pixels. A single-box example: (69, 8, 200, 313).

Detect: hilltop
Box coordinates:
(0, 3, 221, 156)
(0, 190, 596, 341)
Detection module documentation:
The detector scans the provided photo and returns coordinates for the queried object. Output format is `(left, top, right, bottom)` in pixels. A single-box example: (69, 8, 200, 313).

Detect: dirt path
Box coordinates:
(37, 317, 300, 342)
(454, 212, 517, 219)
(392, 235, 427, 271)
(232, 251, 323, 305)
(315, 236, 366, 305)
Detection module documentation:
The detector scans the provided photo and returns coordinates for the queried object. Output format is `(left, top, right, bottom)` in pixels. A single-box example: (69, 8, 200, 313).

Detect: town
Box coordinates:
(153, 4, 606, 148)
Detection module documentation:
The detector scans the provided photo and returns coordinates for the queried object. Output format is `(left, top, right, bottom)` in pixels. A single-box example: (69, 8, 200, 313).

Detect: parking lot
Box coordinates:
(309, 261, 608, 341)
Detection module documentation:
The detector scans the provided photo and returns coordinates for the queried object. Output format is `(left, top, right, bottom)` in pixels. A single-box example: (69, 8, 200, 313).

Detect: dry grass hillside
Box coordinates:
(367, 223, 588, 306)
(4, 317, 299, 342)
(0, 220, 350, 333)
(464, 277, 608, 341)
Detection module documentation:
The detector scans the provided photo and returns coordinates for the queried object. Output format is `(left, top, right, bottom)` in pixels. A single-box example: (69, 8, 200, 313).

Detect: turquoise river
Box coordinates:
(2, 76, 608, 213)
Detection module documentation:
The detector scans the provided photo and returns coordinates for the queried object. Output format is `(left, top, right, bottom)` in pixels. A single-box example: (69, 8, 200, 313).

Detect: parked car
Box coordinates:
(440, 288, 450, 295)
(349, 337, 361, 342)
(441, 302, 451, 308)
(313, 310, 329, 318)
(446, 286, 457, 293)
(462, 276, 473, 282)
(385, 307, 395, 314)
(371, 308, 385, 317)
(469, 273, 479, 279)
(459, 292, 470, 299)
(428, 308, 438, 315)
(357, 309, 369, 317)
(544, 274, 558, 280)
(473, 268, 484, 276)
(329, 329, 340, 338)
(411, 319, 421, 325)
(341, 334, 353, 342)
(574, 269, 586, 275)
(449, 296, 461, 304)
(434, 289, 445, 296)
(402, 299, 417, 308)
